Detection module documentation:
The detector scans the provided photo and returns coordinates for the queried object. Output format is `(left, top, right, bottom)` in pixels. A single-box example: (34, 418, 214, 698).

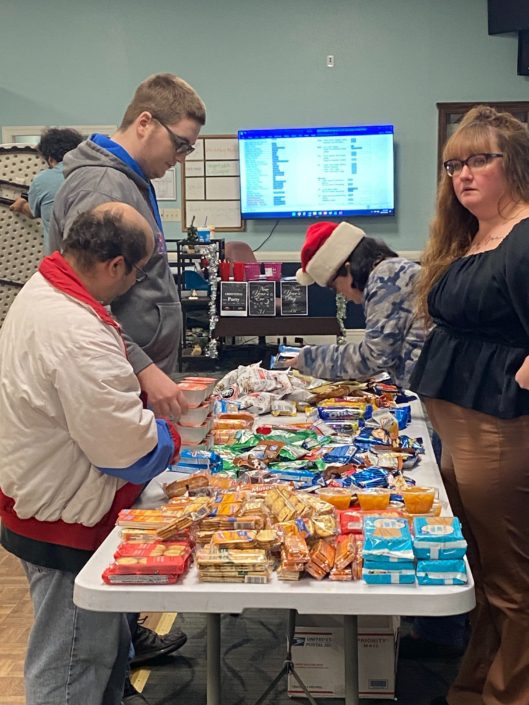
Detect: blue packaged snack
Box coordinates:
(362, 568, 416, 585)
(323, 444, 358, 465)
(172, 449, 223, 474)
(416, 559, 467, 585)
(324, 420, 361, 435)
(412, 517, 467, 560)
(399, 435, 425, 453)
(395, 391, 417, 404)
(350, 468, 389, 489)
(318, 406, 365, 421)
(354, 428, 391, 447)
(267, 468, 318, 482)
(363, 516, 414, 561)
(391, 406, 411, 430)
(363, 558, 415, 571)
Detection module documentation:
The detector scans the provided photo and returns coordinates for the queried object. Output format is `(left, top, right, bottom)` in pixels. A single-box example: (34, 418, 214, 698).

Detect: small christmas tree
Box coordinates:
(186, 216, 199, 245)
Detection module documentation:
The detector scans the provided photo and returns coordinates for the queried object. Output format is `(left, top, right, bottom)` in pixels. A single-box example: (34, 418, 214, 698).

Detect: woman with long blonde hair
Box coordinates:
(411, 105, 529, 705)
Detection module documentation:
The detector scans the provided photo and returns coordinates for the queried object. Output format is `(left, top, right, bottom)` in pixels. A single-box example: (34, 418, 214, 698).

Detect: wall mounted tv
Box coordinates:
(238, 124, 394, 220)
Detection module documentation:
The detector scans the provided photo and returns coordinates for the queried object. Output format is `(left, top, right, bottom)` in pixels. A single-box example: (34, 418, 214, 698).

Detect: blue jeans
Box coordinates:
(21, 560, 130, 705)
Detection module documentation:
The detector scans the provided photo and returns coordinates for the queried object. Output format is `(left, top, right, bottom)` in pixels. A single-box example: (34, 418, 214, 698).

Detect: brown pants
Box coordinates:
(424, 398, 529, 705)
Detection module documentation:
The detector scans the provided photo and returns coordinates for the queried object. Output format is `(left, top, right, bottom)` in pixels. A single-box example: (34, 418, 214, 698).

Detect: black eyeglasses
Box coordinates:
(124, 259, 148, 283)
(151, 115, 195, 156)
(443, 152, 503, 177)
(132, 263, 148, 283)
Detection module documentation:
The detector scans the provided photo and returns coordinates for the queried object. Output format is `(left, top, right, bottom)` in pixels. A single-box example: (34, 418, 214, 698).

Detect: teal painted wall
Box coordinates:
(1, 0, 526, 251)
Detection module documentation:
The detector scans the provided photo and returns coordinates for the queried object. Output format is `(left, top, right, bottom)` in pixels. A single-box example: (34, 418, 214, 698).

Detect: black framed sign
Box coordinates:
(248, 281, 276, 317)
(280, 281, 308, 316)
(220, 281, 248, 317)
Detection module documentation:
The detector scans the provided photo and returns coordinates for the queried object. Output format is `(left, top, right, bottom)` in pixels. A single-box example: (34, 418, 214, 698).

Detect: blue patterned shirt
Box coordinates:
(297, 257, 426, 388)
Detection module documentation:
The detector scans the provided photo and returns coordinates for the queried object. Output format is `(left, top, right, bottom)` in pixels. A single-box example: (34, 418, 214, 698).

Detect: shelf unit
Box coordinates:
(171, 238, 224, 371)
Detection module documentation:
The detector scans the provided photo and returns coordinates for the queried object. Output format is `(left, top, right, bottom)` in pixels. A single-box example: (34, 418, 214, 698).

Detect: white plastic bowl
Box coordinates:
(178, 402, 212, 427)
(184, 376, 217, 397)
(176, 422, 211, 444)
(176, 382, 209, 408)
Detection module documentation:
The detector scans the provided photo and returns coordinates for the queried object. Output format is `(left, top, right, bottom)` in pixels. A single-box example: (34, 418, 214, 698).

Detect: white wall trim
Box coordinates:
(255, 250, 422, 262)
(1, 125, 116, 143)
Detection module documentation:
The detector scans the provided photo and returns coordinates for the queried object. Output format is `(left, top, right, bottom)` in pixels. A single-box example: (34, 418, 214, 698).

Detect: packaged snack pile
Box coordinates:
(413, 517, 468, 585)
(362, 516, 416, 584)
(100, 368, 467, 589)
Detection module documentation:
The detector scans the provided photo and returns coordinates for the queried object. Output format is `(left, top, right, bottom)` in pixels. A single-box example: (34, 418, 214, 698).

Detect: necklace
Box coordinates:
(466, 231, 507, 255)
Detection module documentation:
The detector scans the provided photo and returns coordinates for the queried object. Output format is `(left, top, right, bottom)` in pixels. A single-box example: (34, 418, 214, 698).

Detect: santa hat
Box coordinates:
(296, 221, 365, 287)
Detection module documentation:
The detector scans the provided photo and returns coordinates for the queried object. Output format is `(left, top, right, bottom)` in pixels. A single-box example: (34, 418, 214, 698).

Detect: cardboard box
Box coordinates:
(288, 615, 398, 699)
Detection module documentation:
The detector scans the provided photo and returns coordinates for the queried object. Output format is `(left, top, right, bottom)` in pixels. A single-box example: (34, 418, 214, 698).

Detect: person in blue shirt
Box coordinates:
(9, 127, 82, 253)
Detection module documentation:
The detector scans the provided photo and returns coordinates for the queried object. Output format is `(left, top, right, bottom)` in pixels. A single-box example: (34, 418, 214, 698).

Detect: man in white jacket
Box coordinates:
(0, 202, 181, 705)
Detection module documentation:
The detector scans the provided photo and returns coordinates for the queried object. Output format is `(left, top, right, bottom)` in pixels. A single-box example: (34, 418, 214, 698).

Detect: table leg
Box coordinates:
(344, 615, 359, 705)
(206, 613, 221, 705)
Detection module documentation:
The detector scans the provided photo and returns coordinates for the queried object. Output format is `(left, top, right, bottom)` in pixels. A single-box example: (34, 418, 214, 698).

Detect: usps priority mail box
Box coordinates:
(288, 616, 398, 699)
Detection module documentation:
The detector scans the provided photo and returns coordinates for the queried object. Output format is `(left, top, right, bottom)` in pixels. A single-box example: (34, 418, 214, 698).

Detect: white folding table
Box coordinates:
(74, 401, 475, 705)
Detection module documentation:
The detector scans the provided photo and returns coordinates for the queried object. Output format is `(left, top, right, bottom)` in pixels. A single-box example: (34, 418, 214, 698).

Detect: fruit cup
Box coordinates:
(355, 488, 391, 511)
(401, 486, 436, 514)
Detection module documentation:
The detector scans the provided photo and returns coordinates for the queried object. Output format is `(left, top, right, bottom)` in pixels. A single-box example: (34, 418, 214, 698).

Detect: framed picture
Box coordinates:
(437, 101, 529, 176)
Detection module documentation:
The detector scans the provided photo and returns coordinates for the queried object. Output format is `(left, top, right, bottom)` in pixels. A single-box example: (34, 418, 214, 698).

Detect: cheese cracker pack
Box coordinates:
(412, 517, 467, 560)
(363, 516, 414, 562)
(416, 559, 468, 585)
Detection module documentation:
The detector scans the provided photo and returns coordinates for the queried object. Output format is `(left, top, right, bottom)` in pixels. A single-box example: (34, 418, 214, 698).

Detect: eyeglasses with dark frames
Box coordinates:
(443, 152, 503, 177)
(151, 115, 195, 156)
(123, 258, 148, 283)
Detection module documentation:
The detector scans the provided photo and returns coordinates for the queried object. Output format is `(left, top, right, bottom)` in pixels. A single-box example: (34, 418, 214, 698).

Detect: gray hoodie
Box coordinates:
(48, 139, 181, 375)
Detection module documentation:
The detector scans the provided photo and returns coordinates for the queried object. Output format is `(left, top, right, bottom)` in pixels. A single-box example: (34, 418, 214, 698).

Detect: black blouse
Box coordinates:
(410, 219, 529, 418)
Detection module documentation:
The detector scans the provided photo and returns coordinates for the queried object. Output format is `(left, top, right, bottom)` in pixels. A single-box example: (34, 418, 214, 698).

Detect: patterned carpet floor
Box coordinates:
(139, 610, 458, 705)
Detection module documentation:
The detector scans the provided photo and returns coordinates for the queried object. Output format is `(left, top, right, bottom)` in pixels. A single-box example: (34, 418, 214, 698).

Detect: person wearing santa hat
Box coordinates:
(293, 220, 426, 389)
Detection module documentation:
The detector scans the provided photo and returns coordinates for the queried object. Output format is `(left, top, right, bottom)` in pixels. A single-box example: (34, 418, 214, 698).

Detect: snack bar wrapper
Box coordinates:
(363, 516, 414, 562)
(412, 517, 467, 560)
(362, 567, 416, 585)
(416, 559, 468, 585)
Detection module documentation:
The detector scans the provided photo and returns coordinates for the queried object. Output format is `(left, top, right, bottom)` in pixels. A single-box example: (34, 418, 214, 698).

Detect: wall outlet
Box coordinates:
(160, 208, 181, 222)
(326, 54, 335, 68)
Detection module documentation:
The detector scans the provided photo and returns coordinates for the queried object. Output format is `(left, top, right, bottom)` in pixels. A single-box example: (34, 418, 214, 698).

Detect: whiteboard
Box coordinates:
(185, 200, 242, 229)
(182, 134, 244, 232)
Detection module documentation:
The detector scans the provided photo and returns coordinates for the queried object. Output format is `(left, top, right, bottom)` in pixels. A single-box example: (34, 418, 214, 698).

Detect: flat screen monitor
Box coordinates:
(488, 0, 529, 34)
(238, 124, 394, 220)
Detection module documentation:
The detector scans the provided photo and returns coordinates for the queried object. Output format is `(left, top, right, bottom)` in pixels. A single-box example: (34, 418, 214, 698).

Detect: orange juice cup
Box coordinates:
(316, 487, 353, 510)
(401, 486, 436, 514)
(355, 488, 391, 510)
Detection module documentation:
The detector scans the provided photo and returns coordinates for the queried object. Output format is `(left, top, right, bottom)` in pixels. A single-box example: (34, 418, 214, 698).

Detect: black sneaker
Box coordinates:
(399, 634, 464, 660)
(123, 677, 149, 704)
(430, 698, 449, 705)
(130, 624, 187, 667)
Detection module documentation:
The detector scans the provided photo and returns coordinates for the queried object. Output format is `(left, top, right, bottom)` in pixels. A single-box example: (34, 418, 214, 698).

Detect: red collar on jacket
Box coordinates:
(39, 252, 121, 333)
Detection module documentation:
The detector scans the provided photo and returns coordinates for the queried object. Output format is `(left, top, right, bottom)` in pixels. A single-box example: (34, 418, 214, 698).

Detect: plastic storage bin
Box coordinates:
(243, 262, 261, 280)
(263, 262, 282, 281)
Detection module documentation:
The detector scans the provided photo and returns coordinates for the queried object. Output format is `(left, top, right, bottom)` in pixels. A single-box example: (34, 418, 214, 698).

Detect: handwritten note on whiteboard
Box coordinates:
(181, 134, 244, 231)
(185, 161, 204, 177)
(206, 161, 239, 176)
(205, 138, 239, 160)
